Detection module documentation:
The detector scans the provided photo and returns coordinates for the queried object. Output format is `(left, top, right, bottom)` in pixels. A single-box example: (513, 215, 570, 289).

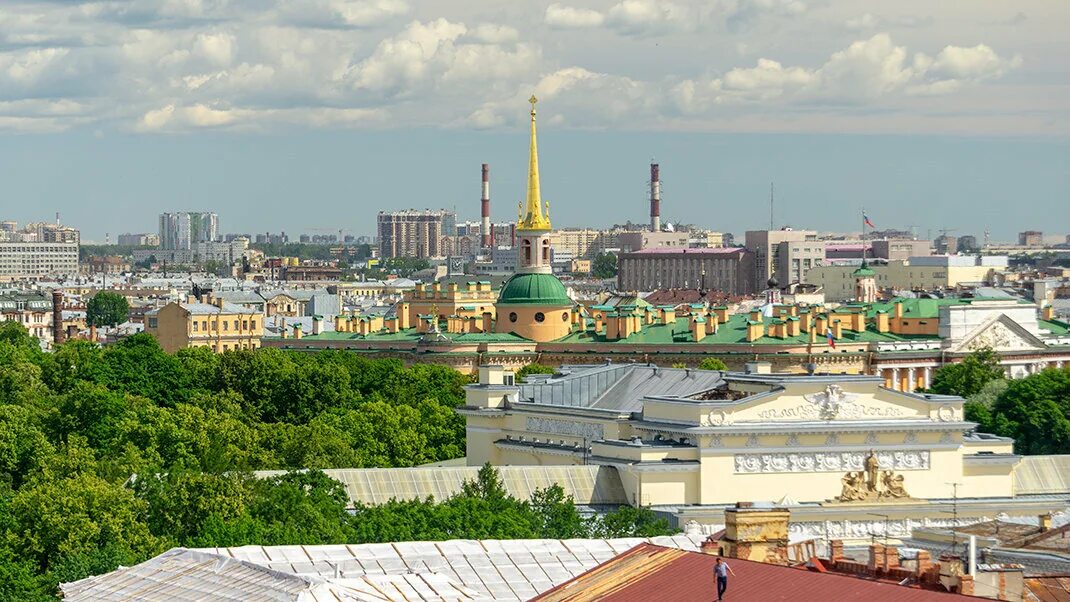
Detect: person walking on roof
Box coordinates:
(714, 556, 735, 601)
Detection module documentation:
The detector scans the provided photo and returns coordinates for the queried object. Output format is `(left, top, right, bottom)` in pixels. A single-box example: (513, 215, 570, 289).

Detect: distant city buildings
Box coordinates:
(617, 247, 756, 294)
(0, 219, 80, 279)
(376, 209, 456, 259)
(808, 255, 1009, 301)
(744, 229, 818, 286)
(254, 232, 289, 245)
(117, 233, 160, 246)
(158, 212, 218, 250)
(1019, 230, 1044, 248)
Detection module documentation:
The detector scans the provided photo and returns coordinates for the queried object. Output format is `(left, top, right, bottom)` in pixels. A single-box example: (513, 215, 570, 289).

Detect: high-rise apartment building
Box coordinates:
(159, 212, 219, 250)
(376, 210, 456, 259)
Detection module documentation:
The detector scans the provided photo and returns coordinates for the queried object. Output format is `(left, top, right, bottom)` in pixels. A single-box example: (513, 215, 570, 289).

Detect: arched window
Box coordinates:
(541, 239, 550, 262)
(522, 239, 532, 263)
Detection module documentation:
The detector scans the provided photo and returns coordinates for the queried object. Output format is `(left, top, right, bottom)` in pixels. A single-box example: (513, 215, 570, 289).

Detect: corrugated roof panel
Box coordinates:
(1015, 455, 1070, 495)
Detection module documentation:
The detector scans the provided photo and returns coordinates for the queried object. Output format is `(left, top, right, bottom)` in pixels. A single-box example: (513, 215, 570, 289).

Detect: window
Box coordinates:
(503, 373, 515, 386)
(193, 321, 199, 332)
(223, 344, 228, 351)
(562, 312, 569, 322)
(534, 312, 545, 323)
(223, 321, 229, 331)
(234, 320, 239, 330)
(509, 312, 518, 323)
(243, 320, 249, 330)
(250, 320, 256, 329)
(202, 321, 208, 331)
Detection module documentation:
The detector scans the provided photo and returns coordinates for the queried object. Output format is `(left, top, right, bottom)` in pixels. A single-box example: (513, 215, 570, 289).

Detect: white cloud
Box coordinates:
(606, 0, 696, 36)
(347, 18, 538, 97)
(0, 1, 1039, 135)
(544, 4, 605, 29)
(679, 34, 1021, 108)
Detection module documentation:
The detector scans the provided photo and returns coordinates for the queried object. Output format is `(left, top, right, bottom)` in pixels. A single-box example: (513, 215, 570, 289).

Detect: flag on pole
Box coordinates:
(863, 212, 875, 228)
(827, 328, 836, 348)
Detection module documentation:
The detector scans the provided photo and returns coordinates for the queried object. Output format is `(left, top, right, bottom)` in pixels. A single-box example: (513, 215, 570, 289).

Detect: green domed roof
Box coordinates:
(497, 273, 572, 306)
(853, 265, 876, 277)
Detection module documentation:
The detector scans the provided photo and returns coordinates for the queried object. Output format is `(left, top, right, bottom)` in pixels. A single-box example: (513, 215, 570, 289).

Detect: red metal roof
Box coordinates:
(533, 543, 986, 602)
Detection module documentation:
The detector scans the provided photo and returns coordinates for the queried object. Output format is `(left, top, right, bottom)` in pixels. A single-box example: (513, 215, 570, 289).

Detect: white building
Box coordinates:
(0, 241, 80, 279)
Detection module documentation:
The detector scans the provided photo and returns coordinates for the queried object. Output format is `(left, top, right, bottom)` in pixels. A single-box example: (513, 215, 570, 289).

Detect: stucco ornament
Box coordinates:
(804, 384, 855, 420)
(835, 450, 913, 502)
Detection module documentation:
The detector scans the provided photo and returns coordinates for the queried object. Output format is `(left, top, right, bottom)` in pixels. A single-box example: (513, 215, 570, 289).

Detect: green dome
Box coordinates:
(497, 273, 572, 305)
(853, 266, 876, 277)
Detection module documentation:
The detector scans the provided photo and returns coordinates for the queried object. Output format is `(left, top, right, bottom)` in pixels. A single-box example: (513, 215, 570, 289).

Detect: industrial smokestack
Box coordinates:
(480, 163, 492, 248)
(52, 289, 64, 346)
(650, 163, 661, 232)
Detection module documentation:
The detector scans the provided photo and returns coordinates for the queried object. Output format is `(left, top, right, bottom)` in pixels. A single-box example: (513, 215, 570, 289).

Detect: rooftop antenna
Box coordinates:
(769, 182, 775, 230)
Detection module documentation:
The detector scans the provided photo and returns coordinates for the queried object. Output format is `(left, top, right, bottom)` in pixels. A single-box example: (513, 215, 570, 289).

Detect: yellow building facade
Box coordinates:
(460, 364, 1065, 540)
(146, 297, 264, 353)
(809, 260, 1001, 301)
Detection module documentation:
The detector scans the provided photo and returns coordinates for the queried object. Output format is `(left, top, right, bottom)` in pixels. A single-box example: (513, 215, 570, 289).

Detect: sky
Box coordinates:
(0, 0, 1067, 242)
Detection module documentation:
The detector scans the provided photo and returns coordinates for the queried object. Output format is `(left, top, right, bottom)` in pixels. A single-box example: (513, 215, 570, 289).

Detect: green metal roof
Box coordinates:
(496, 273, 572, 306)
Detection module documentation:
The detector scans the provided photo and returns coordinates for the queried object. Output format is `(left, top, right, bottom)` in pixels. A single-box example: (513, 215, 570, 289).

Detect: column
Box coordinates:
(907, 368, 916, 392)
(923, 367, 932, 390)
(891, 368, 901, 391)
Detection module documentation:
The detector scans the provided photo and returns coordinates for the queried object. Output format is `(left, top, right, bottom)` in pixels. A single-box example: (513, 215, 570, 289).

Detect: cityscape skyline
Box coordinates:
(3, 128, 1067, 242)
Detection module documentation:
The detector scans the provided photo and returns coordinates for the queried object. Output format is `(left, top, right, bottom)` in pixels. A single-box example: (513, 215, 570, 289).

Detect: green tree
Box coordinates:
(592, 252, 618, 279)
(698, 358, 728, 371)
(592, 505, 674, 538)
(86, 292, 129, 328)
(516, 363, 555, 382)
(981, 367, 1070, 455)
(928, 348, 1005, 397)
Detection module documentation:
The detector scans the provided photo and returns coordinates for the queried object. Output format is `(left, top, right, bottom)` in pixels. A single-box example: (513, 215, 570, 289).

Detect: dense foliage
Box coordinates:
(0, 324, 670, 598)
(928, 347, 1005, 397)
(592, 252, 618, 279)
(930, 349, 1070, 455)
(86, 291, 130, 327)
(966, 367, 1070, 455)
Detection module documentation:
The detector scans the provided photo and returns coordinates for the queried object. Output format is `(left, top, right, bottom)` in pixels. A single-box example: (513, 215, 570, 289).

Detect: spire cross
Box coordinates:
(529, 95, 538, 115)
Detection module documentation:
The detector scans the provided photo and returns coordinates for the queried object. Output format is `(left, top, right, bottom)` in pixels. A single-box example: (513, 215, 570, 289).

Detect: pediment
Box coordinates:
(716, 384, 938, 425)
(951, 313, 1047, 353)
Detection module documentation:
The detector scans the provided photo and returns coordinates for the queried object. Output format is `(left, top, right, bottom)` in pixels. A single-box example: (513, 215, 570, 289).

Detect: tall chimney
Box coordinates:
(650, 163, 661, 233)
(52, 289, 65, 346)
(481, 163, 492, 248)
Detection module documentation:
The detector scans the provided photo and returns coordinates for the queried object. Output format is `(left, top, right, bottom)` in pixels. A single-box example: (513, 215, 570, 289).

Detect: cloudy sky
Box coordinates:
(1, 0, 1067, 241)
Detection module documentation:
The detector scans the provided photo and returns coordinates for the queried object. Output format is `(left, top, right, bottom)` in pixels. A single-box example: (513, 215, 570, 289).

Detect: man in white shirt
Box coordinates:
(714, 557, 735, 601)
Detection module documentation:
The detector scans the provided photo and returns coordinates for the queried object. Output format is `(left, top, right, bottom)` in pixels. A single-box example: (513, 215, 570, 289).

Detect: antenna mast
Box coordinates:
(769, 183, 774, 230)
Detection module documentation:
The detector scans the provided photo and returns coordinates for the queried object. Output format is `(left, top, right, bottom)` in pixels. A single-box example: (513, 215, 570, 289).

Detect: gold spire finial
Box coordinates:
(518, 95, 551, 231)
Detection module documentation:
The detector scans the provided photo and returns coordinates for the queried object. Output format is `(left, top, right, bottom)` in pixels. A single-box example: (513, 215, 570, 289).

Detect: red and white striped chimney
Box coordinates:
(481, 163, 492, 248)
(650, 163, 661, 232)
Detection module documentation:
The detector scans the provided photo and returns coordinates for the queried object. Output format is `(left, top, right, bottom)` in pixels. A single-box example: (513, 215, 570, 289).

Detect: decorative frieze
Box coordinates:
(733, 450, 930, 474)
(525, 417, 604, 441)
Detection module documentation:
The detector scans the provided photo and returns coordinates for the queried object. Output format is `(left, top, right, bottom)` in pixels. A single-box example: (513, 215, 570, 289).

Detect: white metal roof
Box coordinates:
(196, 535, 706, 601)
(61, 548, 479, 601)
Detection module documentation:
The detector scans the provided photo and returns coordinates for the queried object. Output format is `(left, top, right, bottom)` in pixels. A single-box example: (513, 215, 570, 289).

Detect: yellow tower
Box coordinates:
(495, 96, 573, 342)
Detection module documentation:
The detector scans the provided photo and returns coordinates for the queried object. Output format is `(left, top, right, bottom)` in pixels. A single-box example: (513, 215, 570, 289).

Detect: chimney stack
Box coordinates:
(650, 163, 661, 233)
(52, 289, 65, 346)
(481, 163, 492, 248)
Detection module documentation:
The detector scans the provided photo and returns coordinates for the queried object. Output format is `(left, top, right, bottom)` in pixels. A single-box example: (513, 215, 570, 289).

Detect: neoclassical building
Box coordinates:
(459, 363, 1069, 540)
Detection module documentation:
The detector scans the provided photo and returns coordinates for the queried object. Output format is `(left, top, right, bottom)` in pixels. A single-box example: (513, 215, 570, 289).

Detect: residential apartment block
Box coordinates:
(159, 212, 219, 250)
(376, 209, 456, 259)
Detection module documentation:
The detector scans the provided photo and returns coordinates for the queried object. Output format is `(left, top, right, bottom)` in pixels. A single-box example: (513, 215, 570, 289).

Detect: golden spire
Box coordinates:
(517, 94, 551, 231)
